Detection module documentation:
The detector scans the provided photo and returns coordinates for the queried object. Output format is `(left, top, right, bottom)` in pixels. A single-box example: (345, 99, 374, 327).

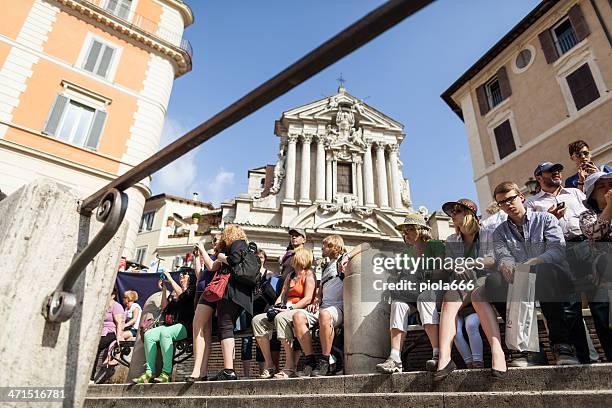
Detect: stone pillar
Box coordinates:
(387, 144, 403, 210)
(315, 135, 326, 203)
(375, 142, 389, 208)
(284, 134, 298, 202)
(356, 156, 364, 206)
(332, 153, 338, 198)
(325, 152, 332, 202)
(363, 141, 375, 207)
(0, 179, 128, 408)
(343, 247, 392, 374)
(351, 161, 357, 196)
(299, 134, 312, 203)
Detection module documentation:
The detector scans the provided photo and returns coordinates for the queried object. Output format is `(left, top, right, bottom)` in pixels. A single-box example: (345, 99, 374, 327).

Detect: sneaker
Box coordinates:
(260, 367, 278, 379)
(425, 356, 438, 372)
(273, 368, 298, 379)
(313, 358, 331, 377)
(376, 358, 402, 374)
(153, 372, 171, 383)
(553, 344, 580, 365)
(132, 372, 152, 384)
(508, 351, 529, 367)
(472, 361, 485, 369)
(299, 362, 316, 377)
(211, 369, 238, 381)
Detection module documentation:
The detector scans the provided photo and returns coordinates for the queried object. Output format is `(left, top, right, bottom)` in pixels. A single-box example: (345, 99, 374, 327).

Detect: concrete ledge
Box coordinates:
(84, 390, 612, 408)
(87, 364, 612, 398)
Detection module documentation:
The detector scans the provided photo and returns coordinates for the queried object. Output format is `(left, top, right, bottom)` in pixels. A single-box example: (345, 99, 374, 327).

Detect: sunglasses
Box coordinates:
(496, 194, 519, 207)
(450, 206, 465, 215)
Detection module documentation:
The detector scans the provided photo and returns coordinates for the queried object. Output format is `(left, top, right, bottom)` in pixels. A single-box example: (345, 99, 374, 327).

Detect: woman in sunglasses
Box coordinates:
(434, 199, 496, 381)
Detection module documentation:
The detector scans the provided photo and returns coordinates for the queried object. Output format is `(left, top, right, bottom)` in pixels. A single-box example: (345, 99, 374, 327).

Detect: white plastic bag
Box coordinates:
(505, 264, 539, 352)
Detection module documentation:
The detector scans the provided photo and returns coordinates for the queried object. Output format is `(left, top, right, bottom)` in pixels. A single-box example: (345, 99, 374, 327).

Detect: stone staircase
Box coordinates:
(85, 363, 612, 407)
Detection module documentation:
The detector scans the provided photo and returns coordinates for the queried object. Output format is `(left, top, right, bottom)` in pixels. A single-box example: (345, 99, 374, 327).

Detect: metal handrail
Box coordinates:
(45, 0, 436, 323)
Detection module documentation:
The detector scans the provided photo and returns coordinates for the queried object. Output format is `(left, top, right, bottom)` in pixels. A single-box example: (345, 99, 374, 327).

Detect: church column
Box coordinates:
(332, 152, 338, 198)
(315, 134, 326, 203)
(356, 156, 364, 205)
(388, 144, 403, 210)
(299, 134, 312, 203)
(375, 142, 389, 208)
(363, 140, 375, 207)
(325, 152, 332, 201)
(284, 134, 298, 202)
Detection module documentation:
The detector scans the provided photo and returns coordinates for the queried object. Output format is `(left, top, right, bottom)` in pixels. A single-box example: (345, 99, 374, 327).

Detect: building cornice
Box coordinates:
(159, 0, 194, 27)
(53, 0, 192, 76)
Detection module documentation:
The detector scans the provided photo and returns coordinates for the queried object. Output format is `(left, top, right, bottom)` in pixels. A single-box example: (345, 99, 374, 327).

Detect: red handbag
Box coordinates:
(203, 271, 230, 302)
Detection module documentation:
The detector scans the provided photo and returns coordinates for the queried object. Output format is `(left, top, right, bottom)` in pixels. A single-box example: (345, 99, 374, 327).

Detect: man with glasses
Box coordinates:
(565, 140, 611, 191)
(486, 181, 579, 366)
(525, 163, 592, 364)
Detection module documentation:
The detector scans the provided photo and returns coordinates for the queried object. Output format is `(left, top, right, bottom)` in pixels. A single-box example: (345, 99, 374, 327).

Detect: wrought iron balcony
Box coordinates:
(81, 0, 192, 59)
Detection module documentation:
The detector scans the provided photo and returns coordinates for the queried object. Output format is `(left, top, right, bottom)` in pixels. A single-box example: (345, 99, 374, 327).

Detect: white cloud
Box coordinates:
(196, 168, 235, 207)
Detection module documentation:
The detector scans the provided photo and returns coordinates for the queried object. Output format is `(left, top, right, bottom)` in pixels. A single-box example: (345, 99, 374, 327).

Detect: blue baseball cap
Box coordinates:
(533, 162, 563, 177)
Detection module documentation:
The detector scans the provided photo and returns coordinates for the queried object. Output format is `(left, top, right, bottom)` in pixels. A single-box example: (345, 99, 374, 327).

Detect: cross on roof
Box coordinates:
(337, 73, 346, 91)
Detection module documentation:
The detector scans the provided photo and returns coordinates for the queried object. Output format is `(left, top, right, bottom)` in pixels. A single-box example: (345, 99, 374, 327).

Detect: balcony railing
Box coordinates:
(555, 28, 578, 55)
(81, 0, 192, 59)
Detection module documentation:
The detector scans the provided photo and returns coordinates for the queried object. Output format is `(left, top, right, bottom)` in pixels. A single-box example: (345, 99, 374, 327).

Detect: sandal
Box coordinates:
(273, 369, 298, 379)
(153, 372, 171, 383)
(132, 372, 152, 384)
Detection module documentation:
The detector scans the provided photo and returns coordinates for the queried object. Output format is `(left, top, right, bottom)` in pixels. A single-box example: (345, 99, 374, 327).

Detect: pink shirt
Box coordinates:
(101, 301, 124, 337)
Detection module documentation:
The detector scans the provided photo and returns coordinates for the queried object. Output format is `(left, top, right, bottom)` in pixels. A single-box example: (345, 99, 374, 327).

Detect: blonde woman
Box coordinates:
(121, 290, 141, 341)
(377, 213, 445, 374)
(252, 247, 316, 379)
(434, 199, 495, 381)
(209, 224, 254, 381)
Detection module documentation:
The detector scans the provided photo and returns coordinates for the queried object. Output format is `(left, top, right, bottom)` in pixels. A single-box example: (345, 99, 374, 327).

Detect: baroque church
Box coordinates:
(219, 85, 445, 269)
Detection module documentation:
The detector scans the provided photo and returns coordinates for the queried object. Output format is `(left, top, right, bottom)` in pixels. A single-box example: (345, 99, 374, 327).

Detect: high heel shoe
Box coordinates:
(433, 360, 456, 382)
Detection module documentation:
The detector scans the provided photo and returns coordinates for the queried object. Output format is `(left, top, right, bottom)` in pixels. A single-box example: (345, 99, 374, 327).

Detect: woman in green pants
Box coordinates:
(132, 269, 196, 383)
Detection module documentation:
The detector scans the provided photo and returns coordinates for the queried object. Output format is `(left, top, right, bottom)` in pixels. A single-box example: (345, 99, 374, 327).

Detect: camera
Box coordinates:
(266, 304, 287, 322)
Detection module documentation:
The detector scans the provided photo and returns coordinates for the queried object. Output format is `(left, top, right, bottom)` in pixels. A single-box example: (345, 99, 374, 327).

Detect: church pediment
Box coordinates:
(280, 88, 404, 133)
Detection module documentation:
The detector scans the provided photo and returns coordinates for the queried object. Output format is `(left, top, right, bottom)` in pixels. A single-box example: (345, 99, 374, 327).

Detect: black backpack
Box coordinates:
(232, 242, 260, 288)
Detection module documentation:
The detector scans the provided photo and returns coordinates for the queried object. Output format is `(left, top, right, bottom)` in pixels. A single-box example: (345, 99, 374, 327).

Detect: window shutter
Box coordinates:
(43, 95, 69, 136)
(568, 3, 590, 41)
(84, 40, 102, 72)
(86, 110, 107, 149)
(96, 45, 115, 78)
(118, 0, 132, 19)
(493, 120, 516, 160)
(538, 29, 558, 64)
(566, 64, 600, 110)
(476, 85, 489, 116)
(496, 66, 512, 100)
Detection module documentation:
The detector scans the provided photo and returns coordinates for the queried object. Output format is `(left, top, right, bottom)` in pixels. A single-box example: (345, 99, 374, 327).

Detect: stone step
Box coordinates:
(84, 390, 612, 408)
(87, 363, 612, 398)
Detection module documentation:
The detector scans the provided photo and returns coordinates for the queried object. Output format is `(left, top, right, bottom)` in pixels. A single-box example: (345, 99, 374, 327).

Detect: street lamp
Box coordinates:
(524, 177, 539, 196)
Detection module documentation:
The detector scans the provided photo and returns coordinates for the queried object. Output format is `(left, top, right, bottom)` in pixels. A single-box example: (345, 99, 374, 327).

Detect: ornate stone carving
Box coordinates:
(269, 140, 287, 195)
(335, 105, 355, 140)
(349, 127, 366, 148)
(317, 195, 373, 218)
(400, 178, 412, 207)
(287, 133, 299, 144)
(301, 133, 313, 144)
(387, 143, 399, 153)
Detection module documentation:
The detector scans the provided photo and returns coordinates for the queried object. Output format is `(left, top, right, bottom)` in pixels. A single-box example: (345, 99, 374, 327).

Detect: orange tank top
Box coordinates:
(287, 271, 308, 305)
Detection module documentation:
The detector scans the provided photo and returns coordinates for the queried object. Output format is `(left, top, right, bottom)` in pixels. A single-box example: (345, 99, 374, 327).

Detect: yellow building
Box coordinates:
(0, 0, 194, 256)
(442, 0, 611, 208)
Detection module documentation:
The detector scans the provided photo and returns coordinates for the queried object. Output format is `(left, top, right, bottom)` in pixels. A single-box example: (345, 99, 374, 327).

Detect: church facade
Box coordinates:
(219, 86, 434, 268)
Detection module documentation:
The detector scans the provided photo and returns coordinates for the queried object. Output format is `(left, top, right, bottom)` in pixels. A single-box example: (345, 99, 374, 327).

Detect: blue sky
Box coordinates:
(151, 0, 541, 211)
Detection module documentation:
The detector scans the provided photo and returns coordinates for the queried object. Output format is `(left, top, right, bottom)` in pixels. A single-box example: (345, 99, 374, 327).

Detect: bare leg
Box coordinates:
(472, 287, 506, 372)
(190, 304, 213, 377)
(424, 324, 439, 349)
(220, 337, 235, 369)
(281, 339, 295, 370)
(319, 310, 335, 356)
(437, 293, 463, 369)
(390, 328, 406, 352)
(293, 312, 314, 355)
(255, 336, 274, 369)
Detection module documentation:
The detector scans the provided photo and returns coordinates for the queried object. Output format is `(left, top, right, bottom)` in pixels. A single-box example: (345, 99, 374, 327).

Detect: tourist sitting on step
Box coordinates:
(185, 234, 223, 383)
(483, 181, 579, 367)
(376, 213, 445, 374)
(434, 199, 494, 381)
(293, 235, 347, 377)
(121, 290, 142, 341)
(252, 247, 316, 379)
(578, 171, 612, 361)
(131, 269, 196, 384)
(91, 290, 125, 383)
